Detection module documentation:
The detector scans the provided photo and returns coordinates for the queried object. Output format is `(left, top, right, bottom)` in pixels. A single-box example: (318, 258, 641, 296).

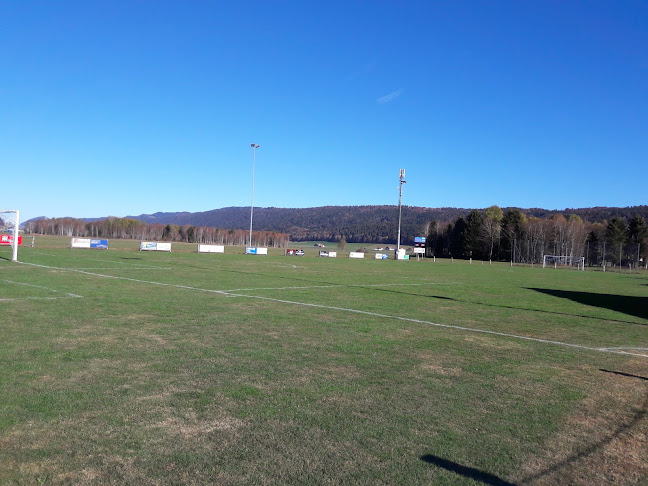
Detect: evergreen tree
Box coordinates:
(627, 214, 648, 265)
(605, 216, 627, 265)
(501, 209, 527, 262)
(463, 210, 484, 259)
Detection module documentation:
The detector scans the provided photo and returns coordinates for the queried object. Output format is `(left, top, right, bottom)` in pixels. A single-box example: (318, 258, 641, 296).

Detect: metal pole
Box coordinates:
(249, 144, 259, 247)
(396, 169, 406, 253)
(12, 210, 19, 262)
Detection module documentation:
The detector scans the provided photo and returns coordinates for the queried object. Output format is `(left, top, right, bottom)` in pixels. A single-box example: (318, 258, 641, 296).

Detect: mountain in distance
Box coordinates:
(23, 205, 648, 243)
(124, 205, 648, 242)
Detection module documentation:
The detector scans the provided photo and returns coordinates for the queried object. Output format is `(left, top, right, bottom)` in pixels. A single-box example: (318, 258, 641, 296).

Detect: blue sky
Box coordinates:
(2, 1, 647, 223)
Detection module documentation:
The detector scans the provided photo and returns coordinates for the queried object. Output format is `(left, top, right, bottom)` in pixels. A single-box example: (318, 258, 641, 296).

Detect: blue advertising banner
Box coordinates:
(90, 239, 108, 249)
(414, 236, 426, 244)
(246, 247, 257, 254)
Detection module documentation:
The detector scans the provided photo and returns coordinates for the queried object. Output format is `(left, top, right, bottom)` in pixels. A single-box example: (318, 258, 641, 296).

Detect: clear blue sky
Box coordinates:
(2, 1, 646, 223)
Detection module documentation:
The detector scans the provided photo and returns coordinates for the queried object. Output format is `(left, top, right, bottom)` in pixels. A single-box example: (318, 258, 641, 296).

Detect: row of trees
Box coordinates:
(424, 206, 648, 267)
(25, 217, 290, 248)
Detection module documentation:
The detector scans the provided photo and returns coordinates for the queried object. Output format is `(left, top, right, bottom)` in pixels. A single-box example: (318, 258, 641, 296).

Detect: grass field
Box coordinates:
(1, 238, 647, 485)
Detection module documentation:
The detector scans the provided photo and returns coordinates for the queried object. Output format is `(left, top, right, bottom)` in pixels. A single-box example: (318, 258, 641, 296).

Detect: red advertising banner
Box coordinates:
(0, 235, 22, 245)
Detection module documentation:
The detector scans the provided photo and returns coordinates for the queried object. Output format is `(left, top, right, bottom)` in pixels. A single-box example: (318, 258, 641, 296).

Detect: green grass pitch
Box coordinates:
(1, 240, 647, 484)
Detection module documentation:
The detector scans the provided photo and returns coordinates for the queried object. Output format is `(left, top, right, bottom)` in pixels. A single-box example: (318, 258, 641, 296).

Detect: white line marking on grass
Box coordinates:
(226, 293, 648, 359)
(19, 262, 233, 295)
(60, 267, 172, 270)
(222, 282, 437, 292)
(599, 347, 648, 351)
(82, 257, 171, 269)
(26, 251, 60, 256)
(17, 262, 648, 358)
(0, 279, 83, 299)
(0, 296, 81, 302)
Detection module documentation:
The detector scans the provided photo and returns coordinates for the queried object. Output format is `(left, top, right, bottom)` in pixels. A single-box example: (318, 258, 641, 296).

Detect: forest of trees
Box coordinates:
(108, 204, 648, 245)
(25, 217, 290, 248)
(424, 206, 648, 268)
(20, 205, 648, 267)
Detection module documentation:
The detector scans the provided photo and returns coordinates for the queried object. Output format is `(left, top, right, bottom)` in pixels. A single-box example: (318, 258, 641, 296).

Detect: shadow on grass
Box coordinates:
(599, 369, 648, 381)
(420, 455, 517, 485)
(119, 257, 143, 260)
(181, 265, 646, 325)
(527, 288, 648, 321)
(519, 391, 648, 483)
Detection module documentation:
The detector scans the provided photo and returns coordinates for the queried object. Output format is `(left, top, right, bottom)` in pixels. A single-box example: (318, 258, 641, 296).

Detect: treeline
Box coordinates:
(111, 205, 648, 244)
(424, 206, 648, 267)
(25, 217, 289, 248)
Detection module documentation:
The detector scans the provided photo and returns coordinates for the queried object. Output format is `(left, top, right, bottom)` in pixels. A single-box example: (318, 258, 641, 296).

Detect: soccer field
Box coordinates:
(1, 241, 647, 485)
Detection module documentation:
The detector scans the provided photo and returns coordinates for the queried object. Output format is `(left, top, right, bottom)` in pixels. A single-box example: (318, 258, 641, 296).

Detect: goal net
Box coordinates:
(0, 210, 20, 262)
(542, 254, 585, 270)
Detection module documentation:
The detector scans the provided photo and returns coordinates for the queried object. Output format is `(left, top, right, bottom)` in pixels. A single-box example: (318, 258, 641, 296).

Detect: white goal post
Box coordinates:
(0, 210, 20, 262)
(542, 254, 585, 271)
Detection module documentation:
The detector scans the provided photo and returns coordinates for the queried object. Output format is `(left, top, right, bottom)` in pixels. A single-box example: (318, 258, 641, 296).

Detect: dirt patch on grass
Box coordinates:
(463, 334, 527, 351)
(420, 363, 462, 376)
(416, 352, 463, 376)
(55, 321, 172, 350)
(517, 361, 648, 485)
(153, 414, 245, 439)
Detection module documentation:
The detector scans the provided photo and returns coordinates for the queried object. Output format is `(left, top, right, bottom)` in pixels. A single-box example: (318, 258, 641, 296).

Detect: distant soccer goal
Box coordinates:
(0, 209, 20, 262)
(542, 254, 585, 271)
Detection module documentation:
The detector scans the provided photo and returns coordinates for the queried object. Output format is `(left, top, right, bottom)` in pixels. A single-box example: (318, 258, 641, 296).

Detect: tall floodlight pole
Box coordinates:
(397, 169, 406, 253)
(249, 144, 260, 247)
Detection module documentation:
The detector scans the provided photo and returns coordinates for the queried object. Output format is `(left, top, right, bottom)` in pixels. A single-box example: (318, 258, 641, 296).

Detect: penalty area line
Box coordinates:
(1, 279, 83, 299)
(17, 261, 648, 359)
(226, 292, 648, 359)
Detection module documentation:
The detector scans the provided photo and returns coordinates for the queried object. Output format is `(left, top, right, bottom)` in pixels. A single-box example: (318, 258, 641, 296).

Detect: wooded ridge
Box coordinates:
(23, 204, 648, 245)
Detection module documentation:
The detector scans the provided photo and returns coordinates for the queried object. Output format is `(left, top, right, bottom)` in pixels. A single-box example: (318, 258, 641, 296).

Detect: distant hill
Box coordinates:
(23, 205, 648, 243)
(125, 205, 648, 243)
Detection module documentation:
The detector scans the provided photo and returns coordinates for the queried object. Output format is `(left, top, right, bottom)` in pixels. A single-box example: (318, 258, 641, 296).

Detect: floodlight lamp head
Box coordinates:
(251, 143, 259, 149)
(399, 168, 406, 180)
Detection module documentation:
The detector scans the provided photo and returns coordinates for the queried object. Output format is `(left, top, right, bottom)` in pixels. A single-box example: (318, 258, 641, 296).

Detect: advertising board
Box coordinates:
(375, 253, 389, 259)
(198, 244, 225, 253)
(91, 239, 108, 249)
(140, 242, 172, 252)
(71, 238, 91, 248)
(319, 251, 337, 258)
(0, 235, 22, 246)
(349, 252, 365, 259)
(246, 247, 268, 255)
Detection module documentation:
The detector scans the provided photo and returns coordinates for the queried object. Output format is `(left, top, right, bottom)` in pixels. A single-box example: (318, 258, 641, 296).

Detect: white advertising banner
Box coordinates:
(413, 248, 425, 254)
(198, 244, 225, 253)
(140, 242, 172, 252)
(246, 247, 268, 255)
(71, 238, 91, 249)
(349, 252, 365, 259)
